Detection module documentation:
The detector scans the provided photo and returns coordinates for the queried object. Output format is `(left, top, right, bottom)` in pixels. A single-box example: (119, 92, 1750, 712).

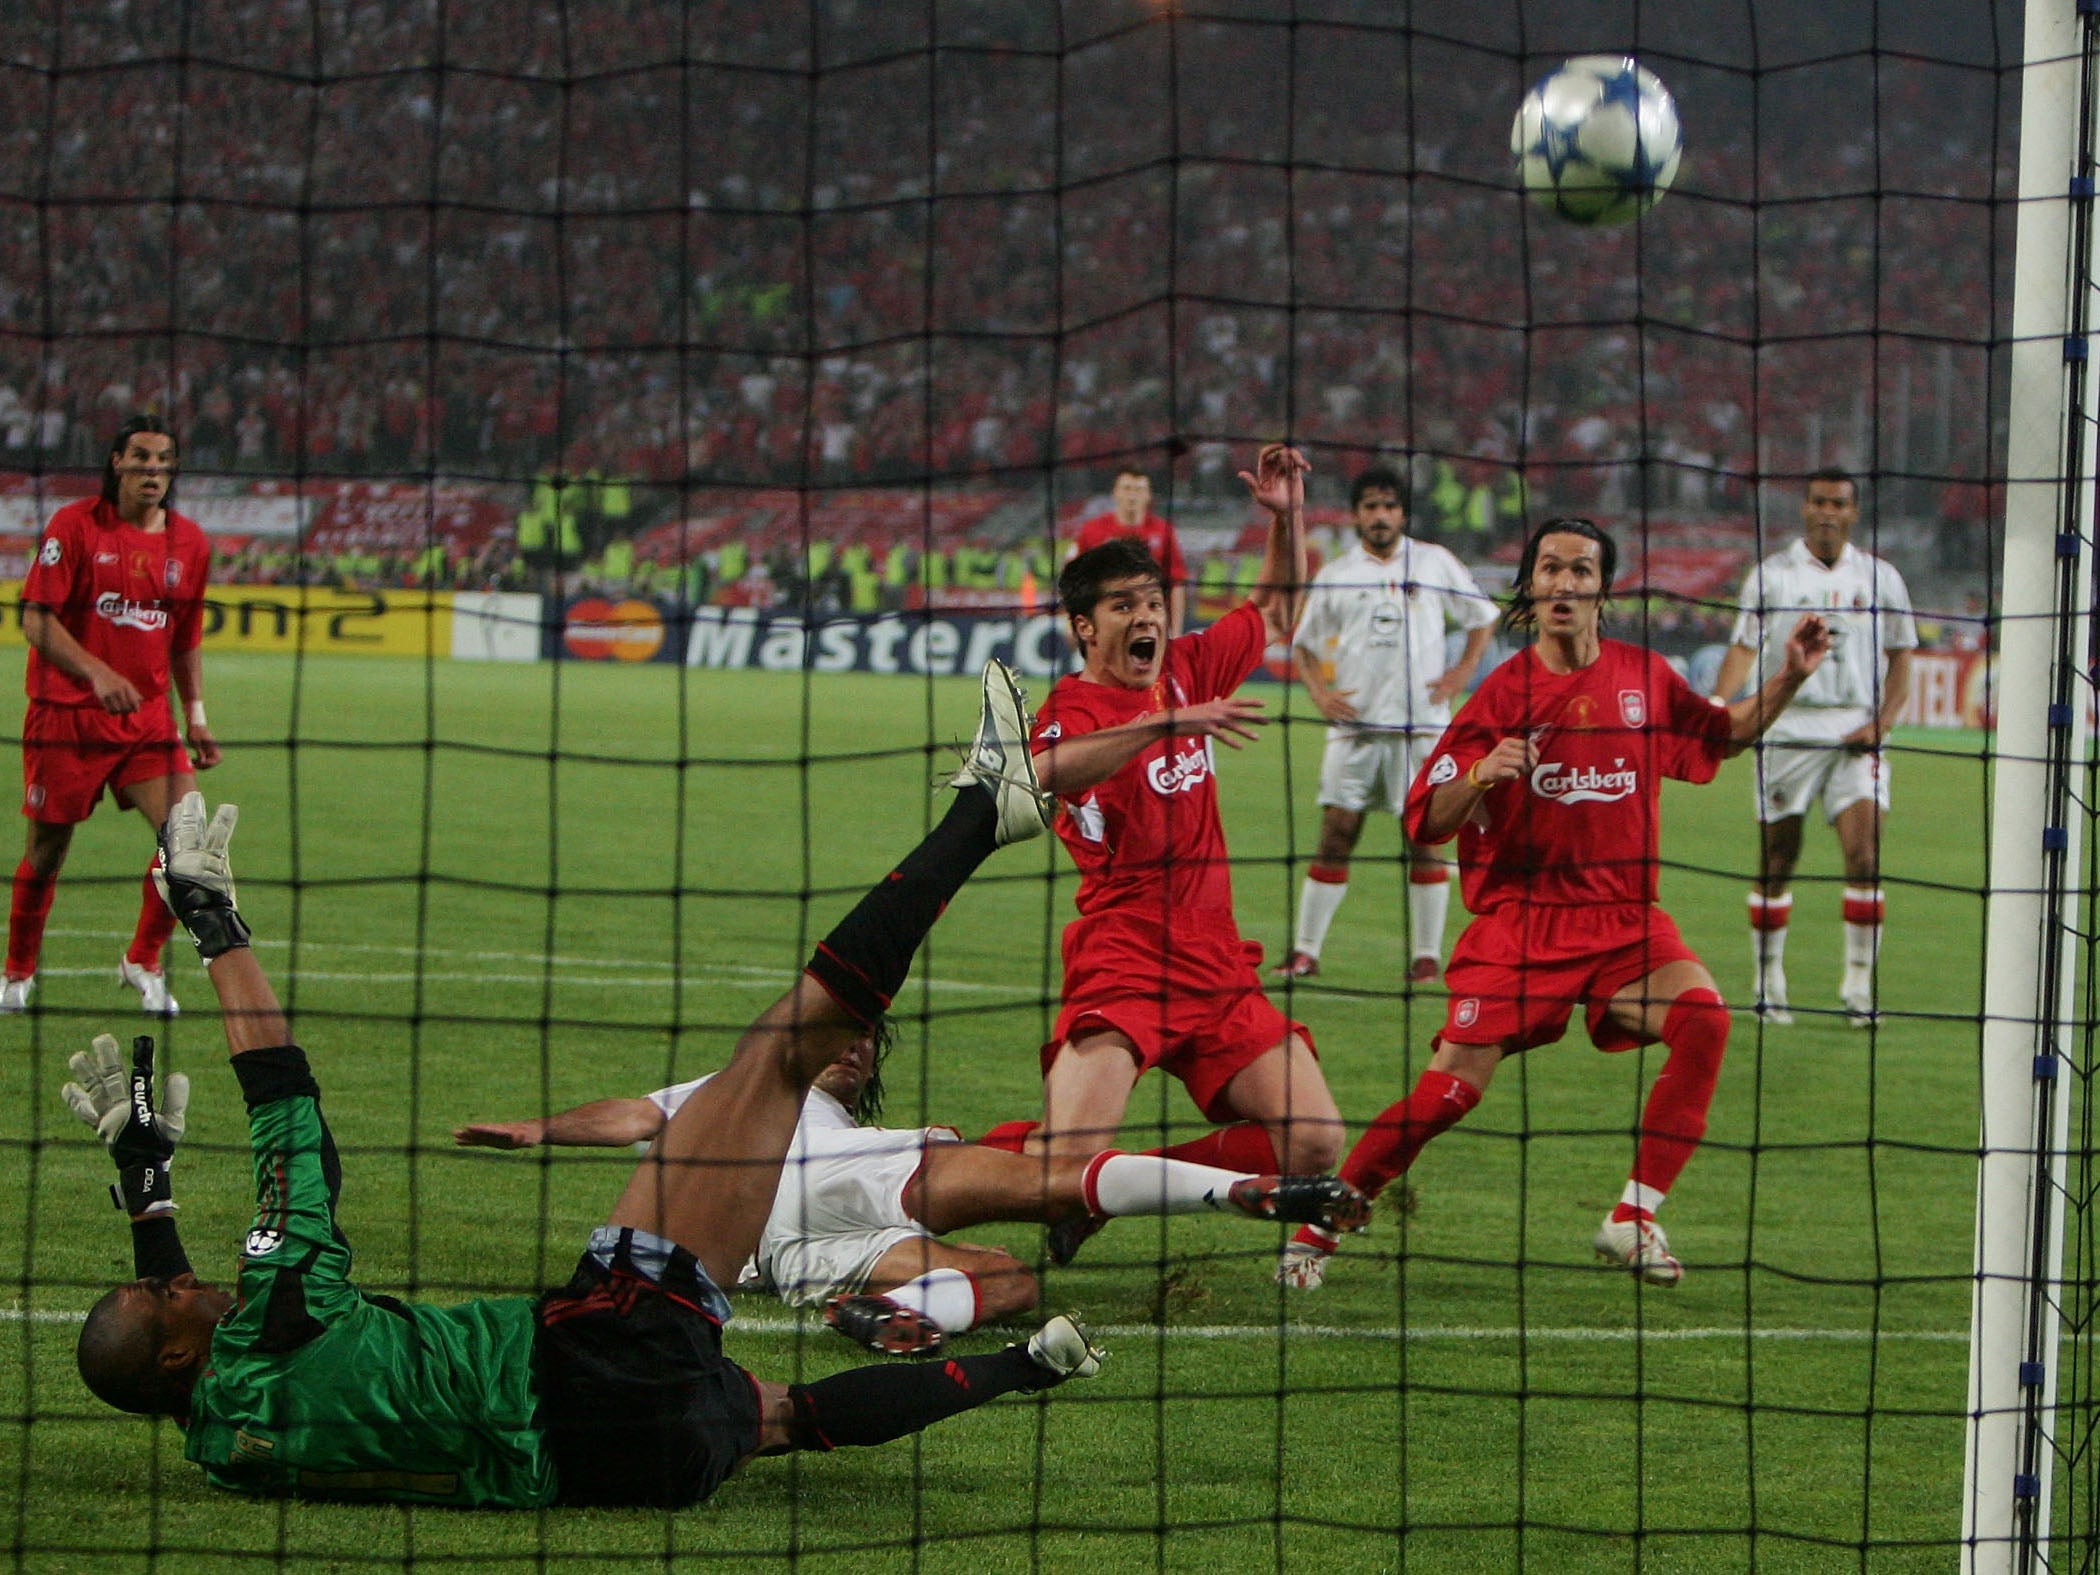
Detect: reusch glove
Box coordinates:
(153, 791, 250, 962)
(63, 1033, 188, 1217)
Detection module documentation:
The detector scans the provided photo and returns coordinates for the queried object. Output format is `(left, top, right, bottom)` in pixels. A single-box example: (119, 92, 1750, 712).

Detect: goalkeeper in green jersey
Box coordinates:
(66, 664, 1105, 1509)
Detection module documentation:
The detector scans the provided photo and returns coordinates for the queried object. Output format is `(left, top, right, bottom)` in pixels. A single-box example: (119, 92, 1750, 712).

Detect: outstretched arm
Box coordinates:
(1032, 697, 1268, 797)
(63, 1032, 194, 1278)
(1241, 444, 1311, 643)
(455, 1097, 665, 1149)
(1724, 614, 1831, 754)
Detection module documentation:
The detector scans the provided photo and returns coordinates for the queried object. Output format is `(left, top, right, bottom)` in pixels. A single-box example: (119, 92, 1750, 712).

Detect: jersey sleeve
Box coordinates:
(1290, 575, 1333, 658)
(1441, 552, 1501, 631)
(1878, 565, 1920, 651)
(1402, 684, 1503, 845)
(1655, 654, 1732, 782)
(1178, 600, 1267, 702)
(21, 507, 83, 610)
(226, 1047, 361, 1336)
(170, 524, 208, 654)
(1727, 562, 1769, 649)
(1156, 522, 1190, 585)
(646, 1073, 709, 1121)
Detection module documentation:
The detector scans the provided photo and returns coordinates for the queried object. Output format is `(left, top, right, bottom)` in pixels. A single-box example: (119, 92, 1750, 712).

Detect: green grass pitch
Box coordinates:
(0, 650, 1989, 1572)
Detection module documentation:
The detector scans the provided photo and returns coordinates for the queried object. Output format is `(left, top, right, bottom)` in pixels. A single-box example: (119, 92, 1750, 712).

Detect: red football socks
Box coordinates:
(6, 859, 55, 978)
(126, 864, 177, 969)
(1616, 987, 1729, 1219)
(1338, 1070, 1482, 1201)
(1149, 1122, 1279, 1173)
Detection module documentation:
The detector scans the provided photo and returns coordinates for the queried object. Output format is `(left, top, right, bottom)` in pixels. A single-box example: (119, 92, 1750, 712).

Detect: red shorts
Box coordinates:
(22, 701, 191, 825)
(1047, 907, 1312, 1121)
(1441, 902, 1702, 1054)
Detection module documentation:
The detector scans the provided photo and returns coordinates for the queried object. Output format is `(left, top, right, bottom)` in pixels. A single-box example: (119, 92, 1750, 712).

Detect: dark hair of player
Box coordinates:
(101, 413, 179, 509)
(1806, 466, 1858, 503)
(1350, 465, 1407, 509)
(1058, 537, 1166, 633)
(1502, 516, 1617, 633)
(854, 1015, 895, 1125)
(77, 1283, 187, 1417)
(1113, 465, 1149, 484)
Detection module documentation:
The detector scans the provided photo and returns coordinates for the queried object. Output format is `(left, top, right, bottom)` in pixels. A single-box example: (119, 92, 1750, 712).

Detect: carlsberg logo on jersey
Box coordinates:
(1531, 758, 1638, 804)
(94, 591, 169, 632)
(1147, 739, 1216, 795)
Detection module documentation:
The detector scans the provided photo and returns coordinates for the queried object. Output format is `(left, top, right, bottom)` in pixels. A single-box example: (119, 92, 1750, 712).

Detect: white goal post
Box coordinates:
(1964, 1, 2098, 1567)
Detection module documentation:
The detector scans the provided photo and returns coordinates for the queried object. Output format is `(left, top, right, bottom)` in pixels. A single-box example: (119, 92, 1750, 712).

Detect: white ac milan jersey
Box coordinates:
(1728, 538, 1917, 714)
(1293, 539, 1499, 733)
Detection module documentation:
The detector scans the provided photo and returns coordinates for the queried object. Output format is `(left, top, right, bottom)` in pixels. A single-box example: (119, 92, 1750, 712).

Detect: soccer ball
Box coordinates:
(1510, 56, 1682, 226)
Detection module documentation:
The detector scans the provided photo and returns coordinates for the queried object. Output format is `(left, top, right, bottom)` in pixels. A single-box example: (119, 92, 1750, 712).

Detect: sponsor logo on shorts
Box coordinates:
(1146, 739, 1215, 795)
(38, 538, 60, 566)
(244, 1225, 283, 1257)
(1618, 689, 1646, 727)
(94, 592, 169, 632)
(1426, 754, 1458, 786)
(1040, 721, 1062, 741)
(1454, 997, 1480, 1028)
(1531, 758, 1639, 805)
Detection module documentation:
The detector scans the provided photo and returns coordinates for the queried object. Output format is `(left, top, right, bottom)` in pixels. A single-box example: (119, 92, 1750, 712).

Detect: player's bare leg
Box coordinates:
(1280, 1034, 1501, 1288)
(1036, 1031, 1142, 1158)
(824, 1236, 1039, 1356)
(112, 770, 197, 1016)
(1213, 1033, 1344, 1174)
(1748, 813, 1805, 1024)
(1280, 806, 1365, 979)
(3, 817, 74, 1007)
(1592, 958, 1730, 1285)
(1831, 797, 1886, 1026)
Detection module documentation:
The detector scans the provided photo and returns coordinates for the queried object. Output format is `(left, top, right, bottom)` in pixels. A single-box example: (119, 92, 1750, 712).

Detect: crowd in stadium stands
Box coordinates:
(0, 3, 2007, 596)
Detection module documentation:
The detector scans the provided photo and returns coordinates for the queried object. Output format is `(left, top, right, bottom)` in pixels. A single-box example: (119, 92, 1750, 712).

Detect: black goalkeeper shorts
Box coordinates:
(535, 1226, 763, 1508)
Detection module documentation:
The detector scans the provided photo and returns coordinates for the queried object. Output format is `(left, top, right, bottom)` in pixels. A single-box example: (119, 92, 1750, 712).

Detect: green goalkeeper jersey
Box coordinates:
(181, 1050, 558, 1506)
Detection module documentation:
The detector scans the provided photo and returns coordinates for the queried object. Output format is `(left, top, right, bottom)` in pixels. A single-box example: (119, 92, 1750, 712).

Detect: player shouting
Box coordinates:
(1025, 443, 1342, 1263)
(1279, 518, 1830, 1289)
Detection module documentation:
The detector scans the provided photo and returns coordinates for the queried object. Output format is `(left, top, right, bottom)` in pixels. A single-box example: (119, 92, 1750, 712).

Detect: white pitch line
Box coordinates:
(0, 1306, 1965, 1343)
(37, 930, 1025, 996)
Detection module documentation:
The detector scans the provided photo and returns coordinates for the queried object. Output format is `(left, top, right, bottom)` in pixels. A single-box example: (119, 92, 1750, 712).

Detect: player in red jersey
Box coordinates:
(3, 416, 219, 1017)
(1278, 518, 1831, 1290)
(1071, 468, 1191, 635)
(1026, 443, 1342, 1260)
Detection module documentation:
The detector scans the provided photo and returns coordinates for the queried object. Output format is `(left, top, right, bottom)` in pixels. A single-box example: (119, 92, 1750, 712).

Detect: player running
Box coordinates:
(1278, 518, 1831, 1290)
(5, 415, 218, 1017)
(457, 1034, 1368, 1356)
(1026, 442, 1342, 1263)
(64, 668, 1108, 1508)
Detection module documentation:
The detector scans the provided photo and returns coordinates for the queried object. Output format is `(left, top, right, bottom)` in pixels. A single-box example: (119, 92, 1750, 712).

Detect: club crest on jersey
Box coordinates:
(1426, 754, 1458, 786)
(1146, 739, 1215, 795)
(1618, 689, 1646, 728)
(1531, 757, 1639, 805)
(1454, 997, 1480, 1028)
(94, 592, 169, 632)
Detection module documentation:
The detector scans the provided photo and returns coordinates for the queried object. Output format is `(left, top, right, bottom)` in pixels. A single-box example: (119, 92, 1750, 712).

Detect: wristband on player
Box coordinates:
(186, 700, 207, 729)
(1465, 761, 1492, 791)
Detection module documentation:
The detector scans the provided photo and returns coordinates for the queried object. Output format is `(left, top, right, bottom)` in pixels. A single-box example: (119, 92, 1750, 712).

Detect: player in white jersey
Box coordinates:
(456, 1028, 1365, 1356)
(1275, 466, 1498, 982)
(1710, 470, 1917, 1027)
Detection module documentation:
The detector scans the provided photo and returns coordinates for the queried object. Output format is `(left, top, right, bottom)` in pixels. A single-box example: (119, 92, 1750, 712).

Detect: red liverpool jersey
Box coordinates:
(1404, 640, 1731, 911)
(24, 498, 210, 707)
(1033, 601, 1266, 918)
(1072, 511, 1190, 587)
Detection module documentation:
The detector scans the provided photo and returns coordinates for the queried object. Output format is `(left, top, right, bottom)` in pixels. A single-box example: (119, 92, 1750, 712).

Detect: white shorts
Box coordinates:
(1751, 709, 1890, 824)
(747, 1131, 956, 1307)
(1318, 730, 1434, 817)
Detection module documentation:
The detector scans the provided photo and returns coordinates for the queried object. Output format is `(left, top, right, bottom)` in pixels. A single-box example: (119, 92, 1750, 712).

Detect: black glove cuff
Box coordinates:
(112, 1159, 174, 1217)
(183, 904, 252, 963)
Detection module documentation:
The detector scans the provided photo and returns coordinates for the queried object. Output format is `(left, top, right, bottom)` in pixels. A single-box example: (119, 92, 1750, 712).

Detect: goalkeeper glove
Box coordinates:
(153, 790, 250, 961)
(63, 1033, 188, 1217)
